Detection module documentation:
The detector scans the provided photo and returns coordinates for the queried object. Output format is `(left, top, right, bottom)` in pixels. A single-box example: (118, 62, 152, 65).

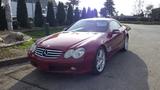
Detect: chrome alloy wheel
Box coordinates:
(96, 48, 106, 72)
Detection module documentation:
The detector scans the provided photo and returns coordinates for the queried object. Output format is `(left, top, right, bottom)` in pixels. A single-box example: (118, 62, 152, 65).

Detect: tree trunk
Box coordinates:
(4, 0, 13, 30)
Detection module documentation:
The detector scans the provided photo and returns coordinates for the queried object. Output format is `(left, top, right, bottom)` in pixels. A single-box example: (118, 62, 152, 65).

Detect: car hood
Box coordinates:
(37, 31, 103, 50)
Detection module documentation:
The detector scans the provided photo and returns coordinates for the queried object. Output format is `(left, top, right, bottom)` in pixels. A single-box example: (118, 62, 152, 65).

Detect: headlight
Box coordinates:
(72, 48, 85, 59)
(29, 43, 37, 53)
(64, 49, 74, 59)
(64, 48, 85, 59)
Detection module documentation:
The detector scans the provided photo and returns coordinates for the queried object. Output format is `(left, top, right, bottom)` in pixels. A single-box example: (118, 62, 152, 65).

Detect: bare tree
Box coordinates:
(145, 5, 153, 17)
(134, 0, 144, 15)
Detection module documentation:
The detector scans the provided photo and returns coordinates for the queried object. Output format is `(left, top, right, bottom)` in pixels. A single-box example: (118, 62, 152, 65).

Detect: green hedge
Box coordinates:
(120, 21, 160, 25)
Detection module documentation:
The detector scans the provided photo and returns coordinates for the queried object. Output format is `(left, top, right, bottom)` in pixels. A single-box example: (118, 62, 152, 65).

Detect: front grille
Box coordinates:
(35, 47, 63, 59)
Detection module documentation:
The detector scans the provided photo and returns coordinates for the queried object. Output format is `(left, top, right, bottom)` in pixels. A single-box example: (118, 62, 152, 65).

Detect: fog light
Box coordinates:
(70, 67, 76, 71)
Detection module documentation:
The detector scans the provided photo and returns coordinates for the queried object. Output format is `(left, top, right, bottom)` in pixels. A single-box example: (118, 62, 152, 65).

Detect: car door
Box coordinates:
(107, 21, 124, 54)
(113, 21, 125, 49)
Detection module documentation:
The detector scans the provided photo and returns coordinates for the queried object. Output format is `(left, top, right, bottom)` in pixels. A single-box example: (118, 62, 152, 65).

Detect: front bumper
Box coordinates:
(28, 53, 94, 74)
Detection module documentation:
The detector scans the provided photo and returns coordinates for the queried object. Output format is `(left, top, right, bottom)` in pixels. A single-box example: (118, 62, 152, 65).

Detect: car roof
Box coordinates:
(81, 18, 115, 21)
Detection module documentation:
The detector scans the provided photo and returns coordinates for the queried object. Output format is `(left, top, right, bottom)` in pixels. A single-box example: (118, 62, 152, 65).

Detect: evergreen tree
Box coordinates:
(93, 9, 98, 17)
(100, 8, 107, 17)
(86, 7, 92, 18)
(91, 10, 94, 18)
(104, 0, 115, 16)
(81, 7, 87, 19)
(66, 4, 73, 25)
(56, 2, 66, 25)
(0, 0, 7, 30)
(34, 1, 43, 27)
(0, 0, 1, 10)
(46, 1, 56, 26)
(74, 7, 80, 22)
(67, 0, 79, 9)
(17, 0, 28, 28)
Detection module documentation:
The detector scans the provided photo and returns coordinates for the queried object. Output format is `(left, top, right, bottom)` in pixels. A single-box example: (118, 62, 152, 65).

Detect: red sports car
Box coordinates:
(28, 18, 130, 74)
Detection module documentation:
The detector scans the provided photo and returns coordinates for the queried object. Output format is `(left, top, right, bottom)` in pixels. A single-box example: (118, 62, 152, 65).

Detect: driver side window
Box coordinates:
(109, 21, 121, 31)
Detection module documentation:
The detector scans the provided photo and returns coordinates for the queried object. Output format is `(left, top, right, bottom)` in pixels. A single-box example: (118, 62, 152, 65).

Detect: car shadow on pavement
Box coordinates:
(9, 51, 149, 90)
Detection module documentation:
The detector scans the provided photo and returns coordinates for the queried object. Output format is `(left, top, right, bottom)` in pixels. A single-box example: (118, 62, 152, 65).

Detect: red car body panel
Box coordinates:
(28, 18, 129, 74)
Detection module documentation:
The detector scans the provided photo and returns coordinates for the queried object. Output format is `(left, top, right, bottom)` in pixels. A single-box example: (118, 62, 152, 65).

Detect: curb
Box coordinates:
(0, 56, 29, 68)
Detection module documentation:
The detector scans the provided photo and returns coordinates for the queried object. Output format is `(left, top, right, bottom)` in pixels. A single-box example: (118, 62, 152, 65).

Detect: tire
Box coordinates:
(92, 47, 106, 75)
(122, 37, 129, 51)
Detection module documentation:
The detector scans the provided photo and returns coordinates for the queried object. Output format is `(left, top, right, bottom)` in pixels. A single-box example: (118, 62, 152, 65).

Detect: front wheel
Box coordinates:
(92, 47, 106, 74)
(122, 37, 129, 51)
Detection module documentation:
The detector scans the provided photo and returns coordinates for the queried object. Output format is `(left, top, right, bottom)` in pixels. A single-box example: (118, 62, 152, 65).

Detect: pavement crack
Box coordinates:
(8, 75, 48, 90)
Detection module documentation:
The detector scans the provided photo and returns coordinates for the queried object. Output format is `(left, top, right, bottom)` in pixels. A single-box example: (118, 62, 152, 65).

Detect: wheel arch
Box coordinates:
(126, 33, 129, 38)
(101, 45, 107, 53)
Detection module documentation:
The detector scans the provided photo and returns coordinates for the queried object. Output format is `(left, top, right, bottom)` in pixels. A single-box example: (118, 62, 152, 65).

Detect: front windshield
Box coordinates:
(66, 19, 109, 32)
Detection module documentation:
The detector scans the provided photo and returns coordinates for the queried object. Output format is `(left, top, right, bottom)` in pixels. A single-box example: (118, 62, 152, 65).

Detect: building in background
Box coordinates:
(151, 8, 160, 21)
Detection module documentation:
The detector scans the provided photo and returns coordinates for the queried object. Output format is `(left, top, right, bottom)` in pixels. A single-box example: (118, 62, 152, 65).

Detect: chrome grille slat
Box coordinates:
(47, 50, 63, 53)
(47, 52, 62, 55)
(36, 48, 45, 51)
(35, 51, 43, 55)
(36, 50, 43, 53)
(35, 47, 63, 59)
(35, 52, 42, 56)
(47, 55, 61, 57)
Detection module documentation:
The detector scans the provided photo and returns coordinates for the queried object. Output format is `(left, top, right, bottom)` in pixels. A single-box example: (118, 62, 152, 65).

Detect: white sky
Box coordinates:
(56, 0, 160, 15)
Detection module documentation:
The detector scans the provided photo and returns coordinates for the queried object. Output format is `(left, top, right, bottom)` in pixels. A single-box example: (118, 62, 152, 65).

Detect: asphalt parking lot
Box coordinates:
(0, 24, 160, 90)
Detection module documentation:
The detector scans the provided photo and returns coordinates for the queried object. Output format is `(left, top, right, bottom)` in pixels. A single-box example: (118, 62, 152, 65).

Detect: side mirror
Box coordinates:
(112, 29, 120, 34)
(123, 25, 131, 31)
(107, 29, 120, 38)
(63, 27, 67, 31)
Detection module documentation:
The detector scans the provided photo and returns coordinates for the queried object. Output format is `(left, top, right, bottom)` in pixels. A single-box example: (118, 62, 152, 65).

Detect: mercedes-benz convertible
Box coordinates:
(28, 18, 130, 74)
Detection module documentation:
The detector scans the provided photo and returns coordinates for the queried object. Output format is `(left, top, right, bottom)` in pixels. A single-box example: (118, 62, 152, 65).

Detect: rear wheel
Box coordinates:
(92, 47, 106, 74)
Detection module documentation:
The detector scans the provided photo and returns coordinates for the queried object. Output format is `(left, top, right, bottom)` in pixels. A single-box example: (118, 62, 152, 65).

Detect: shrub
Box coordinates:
(66, 4, 73, 25)
(56, 2, 66, 26)
(74, 7, 80, 22)
(17, 0, 28, 28)
(81, 7, 87, 19)
(0, 0, 7, 30)
(34, 1, 44, 27)
(46, 1, 56, 26)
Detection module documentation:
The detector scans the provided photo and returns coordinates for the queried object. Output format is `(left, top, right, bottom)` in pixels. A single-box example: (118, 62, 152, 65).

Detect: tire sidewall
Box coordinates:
(122, 36, 129, 51)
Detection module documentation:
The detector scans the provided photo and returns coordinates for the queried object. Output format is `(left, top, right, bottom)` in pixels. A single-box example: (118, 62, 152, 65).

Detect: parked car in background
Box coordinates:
(28, 18, 131, 74)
